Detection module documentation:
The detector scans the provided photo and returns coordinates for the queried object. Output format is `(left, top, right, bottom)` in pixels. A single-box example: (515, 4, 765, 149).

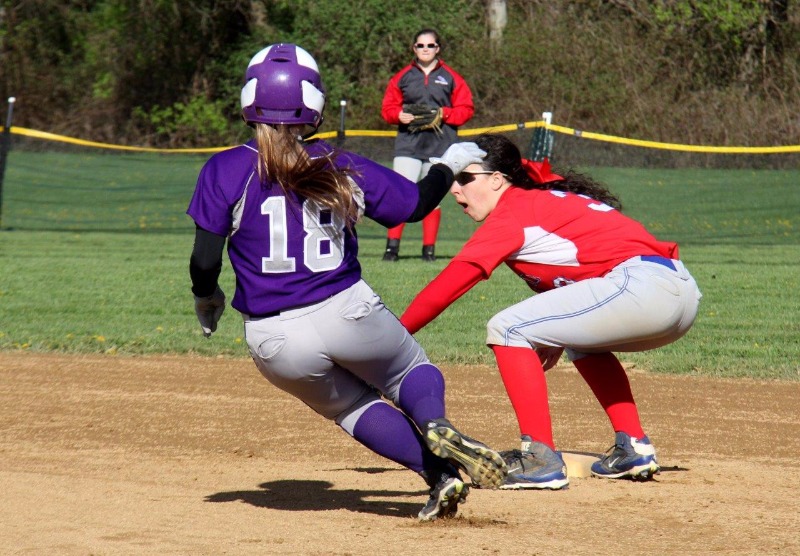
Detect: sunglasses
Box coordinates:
(415, 43, 438, 49)
(454, 171, 497, 186)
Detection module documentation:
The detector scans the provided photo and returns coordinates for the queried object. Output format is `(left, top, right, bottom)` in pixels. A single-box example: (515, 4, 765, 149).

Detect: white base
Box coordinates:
(562, 452, 600, 478)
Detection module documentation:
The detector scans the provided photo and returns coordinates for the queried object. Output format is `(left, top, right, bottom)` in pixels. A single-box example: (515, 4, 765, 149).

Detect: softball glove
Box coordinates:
(404, 103, 443, 134)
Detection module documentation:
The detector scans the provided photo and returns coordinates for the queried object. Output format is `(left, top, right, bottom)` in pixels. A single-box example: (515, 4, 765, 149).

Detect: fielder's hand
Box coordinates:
(430, 142, 487, 175)
(194, 286, 225, 338)
(537, 346, 565, 371)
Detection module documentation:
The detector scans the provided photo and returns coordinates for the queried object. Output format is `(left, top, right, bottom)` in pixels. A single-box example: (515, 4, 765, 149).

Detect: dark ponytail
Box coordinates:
(473, 134, 622, 210)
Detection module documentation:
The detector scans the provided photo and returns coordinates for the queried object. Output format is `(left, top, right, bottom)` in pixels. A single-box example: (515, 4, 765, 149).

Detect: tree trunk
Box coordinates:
(487, 0, 508, 49)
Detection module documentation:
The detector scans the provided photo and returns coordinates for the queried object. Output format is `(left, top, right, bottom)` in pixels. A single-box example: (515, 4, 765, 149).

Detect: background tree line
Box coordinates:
(1, 0, 797, 148)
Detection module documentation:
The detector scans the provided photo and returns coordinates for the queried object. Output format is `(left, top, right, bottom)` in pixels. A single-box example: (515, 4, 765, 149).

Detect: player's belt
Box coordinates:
(242, 310, 281, 320)
(639, 255, 677, 271)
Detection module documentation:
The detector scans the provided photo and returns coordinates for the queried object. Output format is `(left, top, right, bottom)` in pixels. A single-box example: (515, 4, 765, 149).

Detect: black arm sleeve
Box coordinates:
(189, 225, 226, 297)
(405, 163, 455, 222)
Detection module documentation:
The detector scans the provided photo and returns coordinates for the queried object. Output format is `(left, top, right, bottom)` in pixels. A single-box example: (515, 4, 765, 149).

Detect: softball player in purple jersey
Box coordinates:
(187, 43, 506, 521)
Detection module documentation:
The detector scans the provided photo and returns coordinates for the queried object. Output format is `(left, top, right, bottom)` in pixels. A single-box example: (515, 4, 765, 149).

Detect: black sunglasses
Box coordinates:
(454, 171, 497, 186)
(415, 43, 438, 49)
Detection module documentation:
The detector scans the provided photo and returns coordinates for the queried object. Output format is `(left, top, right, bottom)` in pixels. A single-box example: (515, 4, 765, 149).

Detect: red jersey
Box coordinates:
(454, 187, 678, 293)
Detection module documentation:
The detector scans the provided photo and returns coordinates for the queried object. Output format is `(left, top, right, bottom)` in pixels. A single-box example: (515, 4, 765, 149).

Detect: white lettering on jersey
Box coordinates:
(260, 197, 346, 274)
(261, 196, 296, 273)
(550, 190, 615, 212)
(303, 201, 345, 272)
(577, 193, 615, 212)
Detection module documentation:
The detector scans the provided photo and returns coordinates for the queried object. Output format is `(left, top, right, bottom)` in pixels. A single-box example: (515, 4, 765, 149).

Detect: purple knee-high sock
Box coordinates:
(352, 401, 443, 474)
(397, 363, 446, 428)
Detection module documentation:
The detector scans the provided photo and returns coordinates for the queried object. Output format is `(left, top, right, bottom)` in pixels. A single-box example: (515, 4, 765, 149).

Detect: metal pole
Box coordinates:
(0, 97, 16, 230)
(542, 111, 554, 161)
(337, 99, 347, 146)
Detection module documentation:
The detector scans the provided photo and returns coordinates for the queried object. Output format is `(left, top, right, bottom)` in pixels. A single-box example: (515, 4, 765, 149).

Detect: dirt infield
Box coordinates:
(1, 352, 798, 555)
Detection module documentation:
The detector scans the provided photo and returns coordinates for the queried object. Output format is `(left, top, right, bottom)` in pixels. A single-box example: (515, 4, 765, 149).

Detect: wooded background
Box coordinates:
(1, 0, 797, 148)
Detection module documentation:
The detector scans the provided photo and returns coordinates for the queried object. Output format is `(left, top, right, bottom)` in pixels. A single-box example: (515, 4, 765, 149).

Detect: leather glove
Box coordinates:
(404, 103, 443, 134)
(429, 142, 487, 175)
(194, 286, 225, 338)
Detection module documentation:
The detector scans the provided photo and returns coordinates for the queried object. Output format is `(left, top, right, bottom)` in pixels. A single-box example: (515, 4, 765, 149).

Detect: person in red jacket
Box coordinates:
(381, 28, 475, 262)
(401, 133, 702, 490)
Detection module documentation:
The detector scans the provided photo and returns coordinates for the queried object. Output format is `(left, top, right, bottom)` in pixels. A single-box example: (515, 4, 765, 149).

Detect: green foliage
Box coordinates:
(653, 0, 764, 43)
(651, 0, 768, 87)
(132, 96, 233, 147)
(0, 1, 798, 146)
(278, 0, 484, 129)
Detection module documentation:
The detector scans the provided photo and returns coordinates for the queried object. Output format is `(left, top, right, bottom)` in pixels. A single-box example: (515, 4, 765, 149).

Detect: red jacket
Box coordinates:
(381, 59, 474, 160)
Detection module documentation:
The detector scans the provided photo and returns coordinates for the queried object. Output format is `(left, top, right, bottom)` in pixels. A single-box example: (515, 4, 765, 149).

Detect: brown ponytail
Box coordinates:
(254, 124, 360, 224)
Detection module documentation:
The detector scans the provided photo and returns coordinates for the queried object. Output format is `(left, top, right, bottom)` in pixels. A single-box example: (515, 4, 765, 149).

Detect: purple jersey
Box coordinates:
(187, 139, 420, 316)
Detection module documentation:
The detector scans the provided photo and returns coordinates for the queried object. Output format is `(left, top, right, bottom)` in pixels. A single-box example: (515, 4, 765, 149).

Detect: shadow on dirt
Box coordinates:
(206, 479, 430, 518)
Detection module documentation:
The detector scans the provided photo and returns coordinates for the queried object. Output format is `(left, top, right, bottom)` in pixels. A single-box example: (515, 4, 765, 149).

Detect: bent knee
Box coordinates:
(486, 312, 531, 348)
(335, 391, 382, 435)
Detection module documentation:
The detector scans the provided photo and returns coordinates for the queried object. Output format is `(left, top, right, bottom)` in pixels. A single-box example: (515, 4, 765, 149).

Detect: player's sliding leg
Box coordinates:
(340, 398, 467, 521)
(422, 418, 507, 489)
(395, 363, 507, 489)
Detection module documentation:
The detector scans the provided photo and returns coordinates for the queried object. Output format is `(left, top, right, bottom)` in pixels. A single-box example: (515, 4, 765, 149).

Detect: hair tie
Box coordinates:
(521, 158, 563, 184)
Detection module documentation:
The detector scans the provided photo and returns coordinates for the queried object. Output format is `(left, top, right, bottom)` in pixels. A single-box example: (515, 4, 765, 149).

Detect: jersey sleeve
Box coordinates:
(336, 150, 420, 227)
(381, 68, 407, 125)
(440, 64, 474, 126)
(187, 155, 240, 236)
(400, 261, 485, 334)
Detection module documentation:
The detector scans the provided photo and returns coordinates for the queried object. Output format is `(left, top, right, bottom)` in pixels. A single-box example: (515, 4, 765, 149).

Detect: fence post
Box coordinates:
(337, 99, 347, 146)
(528, 110, 554, 162)
(0, 96, 16, 230)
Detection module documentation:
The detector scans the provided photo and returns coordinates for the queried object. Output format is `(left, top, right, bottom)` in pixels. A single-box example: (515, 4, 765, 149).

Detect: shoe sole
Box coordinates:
(418, 480, 467, 522)
(425, 426, 507, 489)
(499, 477, 569, 490)
(591, 461, 660, 480)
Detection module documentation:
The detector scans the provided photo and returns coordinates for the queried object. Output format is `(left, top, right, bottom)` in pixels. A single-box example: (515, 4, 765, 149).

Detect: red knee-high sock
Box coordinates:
(572, 352, 645, 438)
(387, 223, 405, 241)
(491, 345, 554, 449)
(421, 208, 441, 246)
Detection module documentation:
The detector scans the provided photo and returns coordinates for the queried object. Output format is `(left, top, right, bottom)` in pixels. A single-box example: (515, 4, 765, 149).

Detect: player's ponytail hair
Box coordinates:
(474, 134, 622, 210)
(254, 124, 359, 225)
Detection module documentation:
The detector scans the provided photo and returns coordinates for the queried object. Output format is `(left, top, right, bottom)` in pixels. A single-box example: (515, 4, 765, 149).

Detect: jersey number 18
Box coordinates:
(261, 197, 345, 274)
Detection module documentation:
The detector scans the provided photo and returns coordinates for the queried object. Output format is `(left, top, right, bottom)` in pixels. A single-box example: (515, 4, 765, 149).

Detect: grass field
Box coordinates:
(0, 150, 798, 379)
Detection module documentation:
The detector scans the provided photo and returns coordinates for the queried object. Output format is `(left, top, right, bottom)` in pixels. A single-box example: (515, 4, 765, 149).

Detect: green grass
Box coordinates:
(0, 151, 798, 380)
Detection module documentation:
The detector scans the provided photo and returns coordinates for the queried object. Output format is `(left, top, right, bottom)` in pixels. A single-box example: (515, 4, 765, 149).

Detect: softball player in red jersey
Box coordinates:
(401, 133, 702, 490)
(380, 28, 475, 262)
(188, 44, 505, 521)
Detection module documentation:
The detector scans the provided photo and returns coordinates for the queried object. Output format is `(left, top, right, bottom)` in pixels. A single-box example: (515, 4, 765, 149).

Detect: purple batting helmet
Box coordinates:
(240, 43, 326, 129)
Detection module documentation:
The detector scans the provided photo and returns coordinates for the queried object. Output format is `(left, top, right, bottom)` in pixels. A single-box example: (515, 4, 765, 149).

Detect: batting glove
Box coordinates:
(194, 286, 225, 338)
(429, 142, 487, 175)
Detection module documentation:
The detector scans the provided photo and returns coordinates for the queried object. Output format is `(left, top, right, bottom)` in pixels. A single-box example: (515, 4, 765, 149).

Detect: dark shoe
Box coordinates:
(421, 245, 435, 262)
(591, 431, 660, 480)
(382, 239, 400, 261)
(423, 418, 507, 489)
(500, 435, 569, 490)
(418, 473, 468, 521)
